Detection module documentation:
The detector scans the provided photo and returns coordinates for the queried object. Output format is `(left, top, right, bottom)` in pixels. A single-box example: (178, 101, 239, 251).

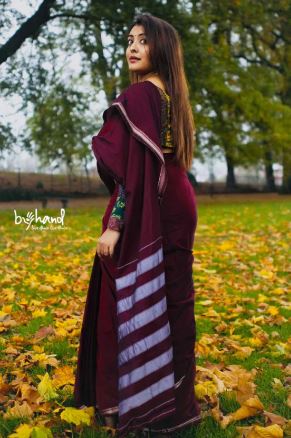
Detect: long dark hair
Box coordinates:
(126, 13, 195, 171)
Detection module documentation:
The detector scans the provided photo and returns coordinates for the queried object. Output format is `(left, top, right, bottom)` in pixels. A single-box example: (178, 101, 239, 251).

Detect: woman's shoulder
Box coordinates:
(103, 83, 151, 120)
(103, 82, 159, 123)
(118, 81, 160, 105)
(125, 80, 155, 92)
(107, 81, 162, 137)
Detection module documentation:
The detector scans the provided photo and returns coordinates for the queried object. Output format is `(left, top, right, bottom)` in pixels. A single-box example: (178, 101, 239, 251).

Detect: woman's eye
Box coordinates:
(127, 38, 147, 45)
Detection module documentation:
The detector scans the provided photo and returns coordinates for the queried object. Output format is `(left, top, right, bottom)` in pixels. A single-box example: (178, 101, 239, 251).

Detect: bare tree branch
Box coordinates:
(0, 0, 56, 64)
(231, 50, 283, 74)
(48, 13, 99, 21)
(246, 25, 283, 73)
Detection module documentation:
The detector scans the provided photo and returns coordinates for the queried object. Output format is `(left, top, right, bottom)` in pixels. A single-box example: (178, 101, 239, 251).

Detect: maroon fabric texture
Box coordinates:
(73, 81, 201, 436)
(95, 154, 202, 433)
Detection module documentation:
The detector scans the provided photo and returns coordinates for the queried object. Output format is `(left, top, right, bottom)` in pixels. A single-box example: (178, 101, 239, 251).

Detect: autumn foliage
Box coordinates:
(0, 199, 290, 437)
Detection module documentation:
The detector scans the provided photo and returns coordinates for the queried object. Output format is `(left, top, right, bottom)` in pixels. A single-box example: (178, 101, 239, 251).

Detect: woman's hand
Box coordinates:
(97, 228, 121, 258)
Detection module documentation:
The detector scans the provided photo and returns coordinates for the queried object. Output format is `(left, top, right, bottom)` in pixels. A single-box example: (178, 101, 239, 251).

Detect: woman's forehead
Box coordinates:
(128, 24, 145, 37)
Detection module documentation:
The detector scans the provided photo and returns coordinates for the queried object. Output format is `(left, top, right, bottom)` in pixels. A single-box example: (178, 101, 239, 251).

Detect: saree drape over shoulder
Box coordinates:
(74, 81, 201, 437)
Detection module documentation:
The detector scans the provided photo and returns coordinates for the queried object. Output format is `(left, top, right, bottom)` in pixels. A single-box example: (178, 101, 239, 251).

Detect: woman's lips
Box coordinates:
(129, 58, 140, 63)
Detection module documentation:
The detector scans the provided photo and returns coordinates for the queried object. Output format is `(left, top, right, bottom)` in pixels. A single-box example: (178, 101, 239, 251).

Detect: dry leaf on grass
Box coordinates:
(237, 423, 283, 437)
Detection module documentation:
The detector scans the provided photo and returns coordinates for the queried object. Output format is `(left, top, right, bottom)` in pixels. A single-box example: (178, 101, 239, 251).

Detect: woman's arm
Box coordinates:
(107, 184, 126, 231)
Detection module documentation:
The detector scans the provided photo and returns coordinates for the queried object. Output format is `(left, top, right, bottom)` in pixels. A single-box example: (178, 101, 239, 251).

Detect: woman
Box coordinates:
(74, 12, 201, 438)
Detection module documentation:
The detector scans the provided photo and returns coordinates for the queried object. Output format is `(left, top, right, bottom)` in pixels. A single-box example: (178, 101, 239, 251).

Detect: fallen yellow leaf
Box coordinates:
(221, 396, 264, 428)
(244, 423, 283, 437)
(4, 401, 34, 419)
(60, 406, 92, 426)
(8, 423, 33, 438)
(37, 373, 58, 401)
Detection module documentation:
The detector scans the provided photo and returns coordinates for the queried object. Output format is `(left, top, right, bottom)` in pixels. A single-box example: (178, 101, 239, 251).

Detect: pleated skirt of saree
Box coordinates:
(95, 152, 202, 432)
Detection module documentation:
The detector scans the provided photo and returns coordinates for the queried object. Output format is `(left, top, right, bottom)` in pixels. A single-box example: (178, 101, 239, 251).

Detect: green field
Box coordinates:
(0, 198, 290, 437)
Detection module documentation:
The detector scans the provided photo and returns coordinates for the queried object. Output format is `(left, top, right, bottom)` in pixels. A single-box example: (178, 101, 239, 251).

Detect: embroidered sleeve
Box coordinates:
(107, 184, 126, 231)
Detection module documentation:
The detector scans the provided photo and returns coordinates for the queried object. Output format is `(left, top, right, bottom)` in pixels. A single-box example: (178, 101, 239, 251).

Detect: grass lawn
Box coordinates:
(0, 196, 290, 437)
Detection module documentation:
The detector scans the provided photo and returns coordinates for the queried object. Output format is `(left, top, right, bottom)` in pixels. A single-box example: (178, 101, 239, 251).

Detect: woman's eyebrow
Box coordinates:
(127, 33, 146, 37)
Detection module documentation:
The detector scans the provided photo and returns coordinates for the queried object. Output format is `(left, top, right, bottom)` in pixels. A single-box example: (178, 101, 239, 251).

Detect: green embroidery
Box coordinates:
(110, 184, 125, 220)
(108, 184, 126, 230)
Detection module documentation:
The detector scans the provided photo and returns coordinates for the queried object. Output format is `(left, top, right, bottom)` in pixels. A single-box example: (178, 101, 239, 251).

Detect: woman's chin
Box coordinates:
(128, 66, 143, 73)
(128, 65, 150, 75)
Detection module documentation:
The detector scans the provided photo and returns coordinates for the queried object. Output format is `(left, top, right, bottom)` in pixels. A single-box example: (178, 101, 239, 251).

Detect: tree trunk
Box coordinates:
(282, 148, 291, 193)
(264, 149, 276, 192)
(84, 162, 91, 193)
(281, 81, 291, 192)
(225, 154, 237, 191)
(66, 164, 74, 192)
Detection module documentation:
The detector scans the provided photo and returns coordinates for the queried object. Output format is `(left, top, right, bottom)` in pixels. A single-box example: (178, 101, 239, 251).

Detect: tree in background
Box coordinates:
(187, 0, 291, 191)
(0, 0, 290, 191)
(27, 83, 95, 190)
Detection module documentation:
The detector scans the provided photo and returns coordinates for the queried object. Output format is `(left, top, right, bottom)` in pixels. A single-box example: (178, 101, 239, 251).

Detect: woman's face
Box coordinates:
(126, 24, 153, 76)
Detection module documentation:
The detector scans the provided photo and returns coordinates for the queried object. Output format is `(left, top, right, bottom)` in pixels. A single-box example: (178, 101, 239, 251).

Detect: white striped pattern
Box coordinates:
(119, 347, 173, 390)
(118, 322, 171, 366)
(101, 94, 175, 426)
(119, 372, 175, 416)
(117, 272, 165, 315)
(118, 296, 167, 341)
(116, 247, 163, 292)
(119, 399, 176, 433)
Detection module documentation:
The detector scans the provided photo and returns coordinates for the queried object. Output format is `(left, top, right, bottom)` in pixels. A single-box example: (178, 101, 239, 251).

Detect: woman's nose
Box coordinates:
(130, 41, 138, 52)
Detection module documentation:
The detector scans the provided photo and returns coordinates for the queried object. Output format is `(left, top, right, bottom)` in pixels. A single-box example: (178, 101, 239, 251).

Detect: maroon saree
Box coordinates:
(73, 81, 201, 437)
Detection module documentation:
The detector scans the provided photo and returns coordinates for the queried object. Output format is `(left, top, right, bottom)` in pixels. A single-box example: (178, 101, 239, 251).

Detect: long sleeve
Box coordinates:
(107, 183, 126, 231)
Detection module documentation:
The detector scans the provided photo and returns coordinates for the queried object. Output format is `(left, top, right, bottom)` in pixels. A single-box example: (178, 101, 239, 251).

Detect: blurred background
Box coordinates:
(1, 0, 290, 204)
(0, 4, 290, 436)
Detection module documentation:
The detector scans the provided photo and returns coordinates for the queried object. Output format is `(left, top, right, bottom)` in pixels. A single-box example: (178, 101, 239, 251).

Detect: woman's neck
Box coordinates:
(139, 71, 159, 82)
(139, 71, 166, 92)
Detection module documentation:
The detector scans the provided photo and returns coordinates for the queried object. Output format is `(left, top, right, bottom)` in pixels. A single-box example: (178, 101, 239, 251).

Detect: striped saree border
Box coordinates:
(114, 236, 175, 436)
(110, 101, 167, 201)
(102, 99, 174, 435)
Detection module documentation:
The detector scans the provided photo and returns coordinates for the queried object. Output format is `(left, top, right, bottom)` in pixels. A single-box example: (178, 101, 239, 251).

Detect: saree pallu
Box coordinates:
(74, 81, 201, 437)
(96, 153, 202, 433)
